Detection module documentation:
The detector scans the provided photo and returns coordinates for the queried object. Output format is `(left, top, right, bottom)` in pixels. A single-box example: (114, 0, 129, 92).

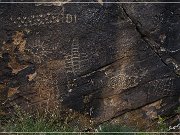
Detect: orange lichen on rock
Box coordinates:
(8, 57, 29, 74)
(0, 84, 5, 92)
(7, 87, 19, 98)
(12, 31, 26, 53)
(27, 72, 37, 81)
(0, 30, 33, 115)
(1, 31, 29, 75)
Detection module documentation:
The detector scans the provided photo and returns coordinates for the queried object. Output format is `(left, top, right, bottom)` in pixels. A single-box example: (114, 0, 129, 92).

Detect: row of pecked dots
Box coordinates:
(10, 12, 77, 27)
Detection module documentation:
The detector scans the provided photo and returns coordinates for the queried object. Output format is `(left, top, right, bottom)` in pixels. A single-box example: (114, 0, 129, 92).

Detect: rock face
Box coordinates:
(0, 0, 180, 131)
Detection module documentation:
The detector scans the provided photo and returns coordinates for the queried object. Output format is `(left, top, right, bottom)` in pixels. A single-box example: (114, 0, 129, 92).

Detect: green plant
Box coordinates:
(96, 123, 136, 134)
(157, 115, 168, 132)
(137, 133, 156, 135)
(3, 114, 73, 132)
(1, 105, 77, 134)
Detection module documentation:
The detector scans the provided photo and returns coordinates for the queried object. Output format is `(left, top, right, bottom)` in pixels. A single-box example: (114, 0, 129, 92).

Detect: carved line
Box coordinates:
(10, 9, 77, 27)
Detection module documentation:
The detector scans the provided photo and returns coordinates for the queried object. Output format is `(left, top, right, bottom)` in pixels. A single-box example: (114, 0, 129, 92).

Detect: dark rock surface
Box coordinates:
(0, 0, 180, 131)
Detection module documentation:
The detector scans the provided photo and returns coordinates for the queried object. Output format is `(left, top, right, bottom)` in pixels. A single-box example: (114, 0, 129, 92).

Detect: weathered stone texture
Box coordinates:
(0, 0, 180, 131)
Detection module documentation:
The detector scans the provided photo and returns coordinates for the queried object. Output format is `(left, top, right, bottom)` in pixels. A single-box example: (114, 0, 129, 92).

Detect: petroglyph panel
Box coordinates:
(64, 38, 90, 90)
(0, 1, 179, 131)
(26, 37, 58, 64)
(65, 38, 89, 77)
(108, 73, 139, 90)
(147, 78, 175, 98)
(10, 9, 77, 28)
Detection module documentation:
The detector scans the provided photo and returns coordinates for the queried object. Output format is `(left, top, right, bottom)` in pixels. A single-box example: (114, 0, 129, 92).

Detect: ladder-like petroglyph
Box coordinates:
(65, 38, 89, 77)
(64, 38, 89, 90)
(65, 38, 81, 75)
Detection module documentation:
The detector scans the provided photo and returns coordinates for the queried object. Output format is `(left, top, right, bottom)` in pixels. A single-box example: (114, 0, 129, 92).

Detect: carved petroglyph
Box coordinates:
(65, 38, 89, 77)
(108, 73, 139, 90)
(26, 38, 57, 64)
(10, 7, 77, 27)
(65, 38, 80, 75)
(147, 78, 174, 98)
(65, 38, 89, 90)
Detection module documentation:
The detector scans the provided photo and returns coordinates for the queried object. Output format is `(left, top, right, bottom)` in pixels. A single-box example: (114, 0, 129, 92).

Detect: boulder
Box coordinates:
(0, 0, 179, 131)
